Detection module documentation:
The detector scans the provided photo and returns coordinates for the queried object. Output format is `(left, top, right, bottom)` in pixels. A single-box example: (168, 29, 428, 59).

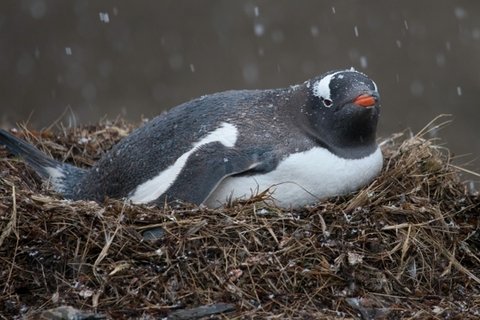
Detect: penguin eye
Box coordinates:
(322, 98, 333, 108)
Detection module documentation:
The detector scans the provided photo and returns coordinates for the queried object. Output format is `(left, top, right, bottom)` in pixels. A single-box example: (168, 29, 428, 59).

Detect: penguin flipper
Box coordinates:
(0, 129, 86, 196)
(154, 143, 262, 206)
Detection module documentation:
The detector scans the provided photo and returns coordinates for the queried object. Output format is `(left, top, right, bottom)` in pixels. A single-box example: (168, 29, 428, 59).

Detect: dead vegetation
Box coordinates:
(0, 118, 479, 319)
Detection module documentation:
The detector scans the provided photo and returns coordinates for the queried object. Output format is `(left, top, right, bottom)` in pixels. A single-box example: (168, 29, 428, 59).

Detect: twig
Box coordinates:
(0, 182, 18, 248)
(1, 183, 19, 294)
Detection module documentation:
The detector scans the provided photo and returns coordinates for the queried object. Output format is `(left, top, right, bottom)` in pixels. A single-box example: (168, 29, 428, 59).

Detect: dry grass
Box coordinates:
(0, 119, 479, 319)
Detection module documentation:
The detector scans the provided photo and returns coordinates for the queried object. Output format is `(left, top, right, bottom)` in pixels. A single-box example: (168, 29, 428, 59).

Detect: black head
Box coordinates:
(298, 68, 380, 158)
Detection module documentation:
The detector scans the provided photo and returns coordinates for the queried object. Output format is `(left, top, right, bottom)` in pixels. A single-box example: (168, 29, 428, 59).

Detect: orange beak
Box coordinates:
(353, 94, 376, 107)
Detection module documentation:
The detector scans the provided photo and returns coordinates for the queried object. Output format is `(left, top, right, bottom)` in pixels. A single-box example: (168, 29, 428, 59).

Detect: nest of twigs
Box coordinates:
(0, 119, 479, 320)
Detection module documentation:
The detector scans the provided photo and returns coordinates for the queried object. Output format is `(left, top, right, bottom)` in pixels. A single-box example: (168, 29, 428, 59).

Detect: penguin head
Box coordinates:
(300, 68, 381, 156)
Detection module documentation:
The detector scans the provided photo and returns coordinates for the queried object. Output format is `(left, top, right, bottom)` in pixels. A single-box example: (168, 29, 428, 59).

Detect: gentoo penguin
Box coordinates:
(0, 68, 382, 208)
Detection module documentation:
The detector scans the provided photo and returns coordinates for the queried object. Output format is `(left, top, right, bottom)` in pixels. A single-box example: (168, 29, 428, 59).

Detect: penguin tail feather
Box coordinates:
(0, 129, 86, 197)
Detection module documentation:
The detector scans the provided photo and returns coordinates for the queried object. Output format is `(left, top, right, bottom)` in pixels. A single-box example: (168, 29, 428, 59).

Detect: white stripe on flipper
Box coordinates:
(128, 122, 239, 204)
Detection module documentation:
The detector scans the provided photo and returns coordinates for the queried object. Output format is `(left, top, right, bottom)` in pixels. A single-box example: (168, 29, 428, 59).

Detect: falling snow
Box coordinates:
(360, 56, 368, 69)
(29, 1, 46, 19)
(436, 53, 446, 67)
(456, 86, 463, 96)
(410, 81, 424, 97)
(243, 63, 259, 84)
(99, 12, 110, 23)
(454, 7, 467, 20)
(254, 23, 265, 37)
(354, 26, 359, 37)
(65, 47, 72, 55)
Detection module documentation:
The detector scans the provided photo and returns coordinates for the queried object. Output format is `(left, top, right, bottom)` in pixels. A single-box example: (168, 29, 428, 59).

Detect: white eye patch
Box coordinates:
(313, 70, 343, 101)
(312, 69, 378, 106)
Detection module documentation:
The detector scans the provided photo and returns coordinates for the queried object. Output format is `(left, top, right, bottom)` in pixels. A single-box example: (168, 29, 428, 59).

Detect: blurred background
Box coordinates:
(0, 0, 479, 175)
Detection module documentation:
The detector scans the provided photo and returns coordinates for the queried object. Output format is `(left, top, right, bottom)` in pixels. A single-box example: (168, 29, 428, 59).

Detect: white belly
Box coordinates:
(205, 147, 383, 208)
